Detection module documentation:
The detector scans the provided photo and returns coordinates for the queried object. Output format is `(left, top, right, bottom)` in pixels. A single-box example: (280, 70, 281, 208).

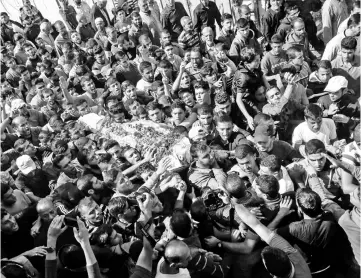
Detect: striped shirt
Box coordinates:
(178, 30, 200, 51)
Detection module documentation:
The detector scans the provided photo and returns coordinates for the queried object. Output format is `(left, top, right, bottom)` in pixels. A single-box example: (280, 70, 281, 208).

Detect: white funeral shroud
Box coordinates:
(79, 113, 192, 171)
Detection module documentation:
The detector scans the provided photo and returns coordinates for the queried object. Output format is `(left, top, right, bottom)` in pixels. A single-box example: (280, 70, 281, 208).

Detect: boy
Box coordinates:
(308, 60, 333, 100)
(5, 56, 20, 87)
(178, 16, 200, 51)
(229, 18, 261, 65)
(216, 13, 235, 49)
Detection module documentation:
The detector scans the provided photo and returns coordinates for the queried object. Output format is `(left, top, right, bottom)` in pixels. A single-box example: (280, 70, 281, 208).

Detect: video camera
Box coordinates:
(202, 188, 227, 212)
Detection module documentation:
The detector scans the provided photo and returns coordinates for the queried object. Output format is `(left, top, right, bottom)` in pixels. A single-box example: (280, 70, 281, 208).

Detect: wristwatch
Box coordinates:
(45, 246, 55, 253)
(217, 241, 222, 249)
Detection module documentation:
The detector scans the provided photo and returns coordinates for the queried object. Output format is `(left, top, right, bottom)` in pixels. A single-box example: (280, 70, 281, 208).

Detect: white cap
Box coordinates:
(324, 76, 348, 93)
(16, 155, 37, 175)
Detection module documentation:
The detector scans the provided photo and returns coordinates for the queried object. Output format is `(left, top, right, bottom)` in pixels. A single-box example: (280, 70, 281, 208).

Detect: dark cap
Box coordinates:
(271, 34, 283, 44)
(254, 124, 274, 141)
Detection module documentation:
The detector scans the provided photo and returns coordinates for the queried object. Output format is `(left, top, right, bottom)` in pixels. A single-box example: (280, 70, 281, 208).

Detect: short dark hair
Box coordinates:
(234, 144, 255, 159)
(256, 175, 279, 199)
(239, 47, 258, 64)
(215, 114, 232, 125)
(139, 61, 152, 73)
(236, 18, 249, 29)
(260, 155, 281, 172)
(317, 60, 332, 70)
(296, 188, 322, 217)
(170, 209, 192, 238)
(347, 13, 360, 28)
(215, 92, 231, 104)
(190, 142, 209, 159)
(305, 139, 326, 155)
(170, 99, 186, 112)
(221, 13, 233, 22)
(261, 246, 292, 277)
(197, 104, 213, 116)
(225, 173, 247, 198)
(146, 101, 162, 112)
(304, 103, 322, 119)
(341, 36, 357, 50)
(284, 2, 299, 13)
(193, 80, 209, 90)
(286, 45, 303, 59)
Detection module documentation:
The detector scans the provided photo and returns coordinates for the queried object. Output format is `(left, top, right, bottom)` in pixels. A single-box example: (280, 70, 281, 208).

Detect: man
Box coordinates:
(228, 143, 260, 187)
(54, 20, 71, 57)
(188, 142, 227, 191)
(211, 115, 252, 151)
(331, 36, 360, 97)
(277, 2, 301, 40)
(283, 17, 320, 62)
(261, 0, 284, 46)
(261, 34, 288, 84)
(322, 0, 349, 44)
(322, 13, 360, 61)
(128, 11, 152, 46)
(338, 0, 360, 34)
(37, 22, 56, 53)
(292, 104, 338, 155)
(317, 76, 359, 140)
(229, 18, 261, 65)
(216, 13, 235, 49)
(90, 0, 111, 30)
(276, 188, 351, 276)
(287, 139, 343, 201)
(0, 12, 24, 43)
(185, 47, 214, 82)
(160, 0, 188, 42)
(234, 203, 312, 277)
(254, 124, 302, 166)
(193, 0, 222, 36)
(78, 196, 104, 233)
(145, 102, 164, 123)
(138, 0, 162, 46)
(11, 99, 46, 128)
(308, 60, 333, 98)
(73, 0, 92, 24)
(1, 178, 32, 216)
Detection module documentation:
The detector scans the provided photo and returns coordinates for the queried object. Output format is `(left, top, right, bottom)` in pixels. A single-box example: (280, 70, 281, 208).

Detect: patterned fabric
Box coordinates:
(178, 30, 200, 51)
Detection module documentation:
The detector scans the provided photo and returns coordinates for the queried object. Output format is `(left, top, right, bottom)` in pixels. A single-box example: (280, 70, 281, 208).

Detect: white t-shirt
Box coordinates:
(292, 118, 337, 147)
(155, 258, 191, 278)
(136, 79, 153, 96)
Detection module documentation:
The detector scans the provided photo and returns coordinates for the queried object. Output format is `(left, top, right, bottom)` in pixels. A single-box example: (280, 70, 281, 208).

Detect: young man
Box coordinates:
(211, 115, 253, 151)
(261, 34, 288, 84)
(192, 104, 217, 143)
(136, 61, 155, 97)
(286, 46, 312, 88)
(331, 36, 360, 96)
(188, 142, 227, 191)
(160, 29, 184, 57)
(229, 18, 261, 65)
(185, 47, 214, 82)
(193, 0, 222, 35)
(317, 76, 359, 140)
(254, 124, 302, 166)
(216, 13, 235, 49)
(145, 101, 164, 123)
(138, 0, 162, 46)
(308, 60, 333, 99)
(276, 2, 300, 40)
(261, 0, 284, 47)
(292, 104, 338, 155)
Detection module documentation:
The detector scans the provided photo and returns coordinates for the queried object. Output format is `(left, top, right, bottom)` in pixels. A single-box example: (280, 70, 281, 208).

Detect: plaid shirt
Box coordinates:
(178, 29, 200, 51)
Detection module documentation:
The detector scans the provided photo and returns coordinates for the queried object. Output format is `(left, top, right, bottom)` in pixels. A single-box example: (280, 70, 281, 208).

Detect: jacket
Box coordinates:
(187, 162, 227, 191)
(283, 31, 321, 61)
(229, 30, 261, 66)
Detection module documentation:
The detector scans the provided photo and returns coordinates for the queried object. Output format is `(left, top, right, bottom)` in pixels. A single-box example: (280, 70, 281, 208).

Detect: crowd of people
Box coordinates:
(0, 0, 360, 277)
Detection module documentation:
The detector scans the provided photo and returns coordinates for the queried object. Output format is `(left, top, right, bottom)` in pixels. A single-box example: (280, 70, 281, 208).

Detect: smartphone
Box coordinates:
(64, 216, 78, 228)
(135, 222, 157, 247)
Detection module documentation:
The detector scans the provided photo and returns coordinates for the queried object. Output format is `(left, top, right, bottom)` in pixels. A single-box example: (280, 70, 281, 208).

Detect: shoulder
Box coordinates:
(323, 118, 336, 128)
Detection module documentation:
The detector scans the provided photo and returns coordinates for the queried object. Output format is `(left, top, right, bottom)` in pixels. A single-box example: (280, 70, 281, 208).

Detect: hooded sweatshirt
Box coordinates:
(308, 71, 329, 99)
(229, 29, 261, 66)
(283, 31, 320, 61)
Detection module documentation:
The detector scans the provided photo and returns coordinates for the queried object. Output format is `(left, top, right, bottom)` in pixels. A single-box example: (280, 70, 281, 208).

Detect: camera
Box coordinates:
(202, 189, 227, 212)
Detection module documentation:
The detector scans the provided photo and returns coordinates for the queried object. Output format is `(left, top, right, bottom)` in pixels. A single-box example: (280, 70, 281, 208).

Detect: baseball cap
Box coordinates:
(11, 99, 26, 111)
(188, 126, 207, 141)
(16, 155, 37, 175)
(324, 76, 348, 93)
(254, 124, 274, 142)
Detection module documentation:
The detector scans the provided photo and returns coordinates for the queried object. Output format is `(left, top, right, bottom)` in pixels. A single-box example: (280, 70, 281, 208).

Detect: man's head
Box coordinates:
(225, 172, 248, 199)
(202, 27, 214, 44)
(347, 13, 360, 36)
(304, 104, 323, 133)
(221, 13, 233, 31)
(170, 100, 186, 125)
(122, 146, 141, 165)
(254, 124, 275, 152)
(340, 36, 357, 63)
(78, 197, 103, 225)
(170, 209, 192, 238)
(270, 34, 284, 55)
(234, 144, 257, 174)
(215, 92, 232, 116)
(24, 43, 37, 58)
(216, 115, 233, 141)
(324, 75, 348, 102)
(164, 239, 192, 268)
(108, 196, 138, 224)
(236, 18, 250, 38)
(1, 12, 9, 24)
(36, 198, 57, 222)
(265, 86, 282, 105)
(12, 116, 31, 138)
(1, 208, 19, 234)
(131, 11, 142, 27)
(261, 246, 293, 277)
(197, 104, 213, 128)
(287, 46, 304, 68)
(254, 175, 280, 200)
(240, 47, 260, 70)
(138, 0, 149, 12)
(259, 155, 282, 180)
(305, 139, 327, 172)
(296, 188, 322, 218)
(316, 60, 332, 83)
(291, 17, 306, 39)
(54, 20, 68, 38)
(14, 138, 37, 157)
(1, 182, 17, 206)
(97, 0, 107, 9)
(77, 174, 103, 198)
(146, 101, 163, 123)
(193, 80, 210, 105)
(285, 2, 300, 20)
(190, 47, 203, 68)
(139, 61, 154, 82)
(190, 142, 215, 167)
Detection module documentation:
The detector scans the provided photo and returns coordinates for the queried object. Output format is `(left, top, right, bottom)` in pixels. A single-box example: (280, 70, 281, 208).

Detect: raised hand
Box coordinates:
(73, 217, 90, 246)
(48, 215, 67, 239)
(278, 196, 294, 216)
